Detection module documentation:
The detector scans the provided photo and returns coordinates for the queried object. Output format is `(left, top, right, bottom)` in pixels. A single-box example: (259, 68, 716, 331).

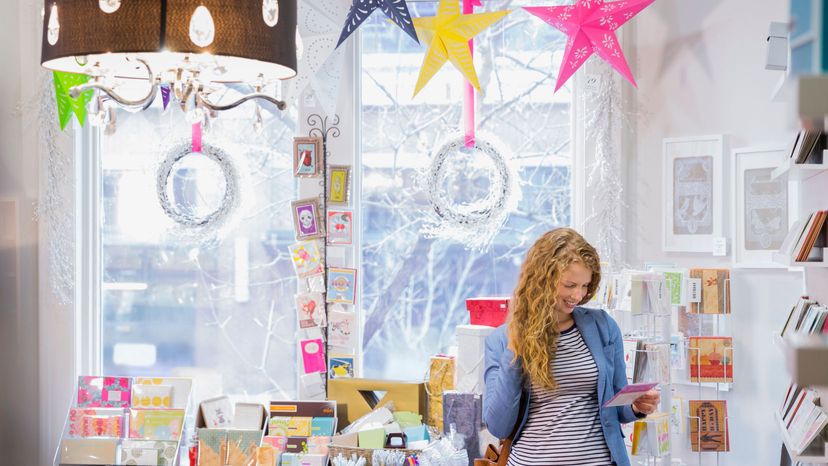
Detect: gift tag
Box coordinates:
(687, 278, 702, 303)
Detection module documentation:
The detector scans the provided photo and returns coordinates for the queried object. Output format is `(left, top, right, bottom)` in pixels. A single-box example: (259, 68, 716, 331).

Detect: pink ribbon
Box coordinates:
(463, 0, 481, 147)
(192, 122, 202, 153)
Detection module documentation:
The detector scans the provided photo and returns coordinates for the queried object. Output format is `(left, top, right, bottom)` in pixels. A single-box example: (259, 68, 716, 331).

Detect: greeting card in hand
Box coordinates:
(328, 308, 357, 349)
(296, 293, 326, 329)
(288, 241, 324, 278)
(326, 267, 357, 304)
(78, 376, 132, 408)
(301, 339, 327, 374)
(603, 382, 659, 408)
(327, 210, 353, 245)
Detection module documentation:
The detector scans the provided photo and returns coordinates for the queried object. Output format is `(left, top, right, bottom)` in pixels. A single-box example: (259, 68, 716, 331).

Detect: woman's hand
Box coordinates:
(631, 390, 661, 416)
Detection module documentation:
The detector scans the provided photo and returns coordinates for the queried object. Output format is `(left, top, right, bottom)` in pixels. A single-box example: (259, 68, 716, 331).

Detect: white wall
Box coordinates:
(630, 0, 801, 464)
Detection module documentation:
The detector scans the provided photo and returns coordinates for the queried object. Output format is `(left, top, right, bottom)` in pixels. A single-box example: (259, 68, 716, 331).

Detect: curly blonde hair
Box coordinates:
(507, 228, 601, 390)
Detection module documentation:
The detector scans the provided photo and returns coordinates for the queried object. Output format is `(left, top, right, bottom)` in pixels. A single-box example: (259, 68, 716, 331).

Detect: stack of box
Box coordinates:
(267, 400, 336, 466)
(57, 376, 193, 466)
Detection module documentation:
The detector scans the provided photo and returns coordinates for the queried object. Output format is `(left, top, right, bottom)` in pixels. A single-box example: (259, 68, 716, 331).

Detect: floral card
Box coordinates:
(328, 308, 357, 349)
(288, 241, 324, 278)
(326, 268, 357, 304)
(295, 293, 326, 329)
(327, 210, 353, 245)
(68, 408, 124, 438)
(77, 376, 132, 408)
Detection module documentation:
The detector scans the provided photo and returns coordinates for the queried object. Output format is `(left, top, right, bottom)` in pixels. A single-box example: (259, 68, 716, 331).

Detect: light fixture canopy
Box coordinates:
(41, 0, 297, 82)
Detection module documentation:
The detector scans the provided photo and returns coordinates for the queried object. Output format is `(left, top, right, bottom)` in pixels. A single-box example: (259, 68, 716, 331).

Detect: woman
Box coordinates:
(483, 228, 660, 466)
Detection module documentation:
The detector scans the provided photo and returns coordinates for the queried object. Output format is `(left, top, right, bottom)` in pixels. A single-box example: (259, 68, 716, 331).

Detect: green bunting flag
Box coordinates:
(52, 71, 93, 130)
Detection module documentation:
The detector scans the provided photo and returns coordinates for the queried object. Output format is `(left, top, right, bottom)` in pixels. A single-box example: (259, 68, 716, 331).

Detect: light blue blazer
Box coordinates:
(482, 307, 639, 466)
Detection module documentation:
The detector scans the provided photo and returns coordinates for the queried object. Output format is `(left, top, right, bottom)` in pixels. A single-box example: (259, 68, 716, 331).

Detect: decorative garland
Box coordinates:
(422, 135, 521, 251)
(156, 140, 243, 237)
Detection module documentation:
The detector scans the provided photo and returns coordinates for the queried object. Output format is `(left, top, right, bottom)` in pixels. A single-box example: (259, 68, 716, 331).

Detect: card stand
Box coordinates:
(686, 413, 730, 466)
(629, 415, 672, 466)
(52, 376, 194, 466)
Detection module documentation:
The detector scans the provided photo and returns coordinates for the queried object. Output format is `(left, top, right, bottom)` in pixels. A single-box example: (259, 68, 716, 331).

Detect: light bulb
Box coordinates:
(47, 4, 59, 46)
(98, 0, 121, 13)
(189, 6, 215, 47)
(296, 27, 303, 61)
(262, 0, 279, 27)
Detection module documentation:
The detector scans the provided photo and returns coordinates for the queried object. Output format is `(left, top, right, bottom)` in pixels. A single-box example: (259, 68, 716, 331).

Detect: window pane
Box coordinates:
(101, 101, 300, 398)
(360, 1, 572, 379)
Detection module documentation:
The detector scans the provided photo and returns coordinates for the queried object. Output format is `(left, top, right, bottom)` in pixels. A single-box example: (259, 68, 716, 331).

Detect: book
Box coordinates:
(688, 269, 730, 314)
(603, 382, 659, 408)
(688, 336, 733, 383)
(689, 400, 729, 452)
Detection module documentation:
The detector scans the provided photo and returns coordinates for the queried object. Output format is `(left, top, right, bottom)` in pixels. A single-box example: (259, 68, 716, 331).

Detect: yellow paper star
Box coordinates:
(412, 0, 510, 96)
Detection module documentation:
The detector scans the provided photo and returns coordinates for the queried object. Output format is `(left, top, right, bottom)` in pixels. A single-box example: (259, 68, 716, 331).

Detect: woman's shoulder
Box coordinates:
(575, 306, 620, 332)
(485, 324, 510, 350)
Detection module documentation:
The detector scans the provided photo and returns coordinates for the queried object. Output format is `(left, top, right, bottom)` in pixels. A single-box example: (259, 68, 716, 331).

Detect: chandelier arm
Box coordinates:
(69, 81, 159, 110)
(197, 91, 287, 112)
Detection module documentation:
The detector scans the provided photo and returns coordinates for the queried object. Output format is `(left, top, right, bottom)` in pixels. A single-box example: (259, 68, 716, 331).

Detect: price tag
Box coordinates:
(712, 237, 728, 256)
(687, 278, 702, 303)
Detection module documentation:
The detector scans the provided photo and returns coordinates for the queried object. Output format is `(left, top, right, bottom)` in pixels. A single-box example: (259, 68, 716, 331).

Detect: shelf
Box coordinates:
(784, 333, 828, 387)
(775, 411, 828, 463)
(771, 155, 828, 182)
(772, 252, 828, 269)
(798, 75, 828, 126)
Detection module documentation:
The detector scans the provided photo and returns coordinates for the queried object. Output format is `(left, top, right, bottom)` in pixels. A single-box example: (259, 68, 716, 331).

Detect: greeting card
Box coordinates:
(327, 210, 353, 245)
(128, 409, 185, 440)
(689, 400, 730, 452)
(300, 339, 326, 374)
(263, 435, 289, 452)
(133, 377, 192, 409)
(200, 396, 234, 429)
(326, 268, 357, 304)
(68, 408, 124, 438)
(295, 293, 326, 329)
(120, 440, 178, 466)
(328, 354, 356, 379)
(268, 417, 291, 437)
(289, 241, 324, 278)
(132, 384, 173, 409)
(328, 309, 357, 349)
(689, 336, 733, 383)
(77, 376, 131, 408)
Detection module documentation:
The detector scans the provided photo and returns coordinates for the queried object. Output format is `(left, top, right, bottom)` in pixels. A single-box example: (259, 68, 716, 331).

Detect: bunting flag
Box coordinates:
(53, 71, 93, 130)
(524, 0, 656, 92)
(412, 0, 509, 97)
(337, 0, 419, 48)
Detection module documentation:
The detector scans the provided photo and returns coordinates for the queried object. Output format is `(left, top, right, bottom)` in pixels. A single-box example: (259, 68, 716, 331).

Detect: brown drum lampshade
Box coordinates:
(40, 0, 297, 82)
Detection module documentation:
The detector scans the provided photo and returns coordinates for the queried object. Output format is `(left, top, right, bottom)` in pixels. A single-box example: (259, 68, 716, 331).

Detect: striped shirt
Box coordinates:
(507, 324, 613, 466)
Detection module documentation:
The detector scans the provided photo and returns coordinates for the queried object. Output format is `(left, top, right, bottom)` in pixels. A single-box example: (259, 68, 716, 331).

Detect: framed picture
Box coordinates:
(327, 210, 353, 245)
(663, 135, 728, 252)
(327, 165, 351, 205)
(731, 145, 795, 268)
(327, 267, 357, 304)
(291, 198, 325, 240)
(293, 137, 323, 177)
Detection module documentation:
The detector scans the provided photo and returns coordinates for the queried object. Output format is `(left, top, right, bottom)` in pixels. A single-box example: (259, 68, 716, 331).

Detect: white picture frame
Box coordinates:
(731, 145, 796, 268)
(663, 135, 728, 252)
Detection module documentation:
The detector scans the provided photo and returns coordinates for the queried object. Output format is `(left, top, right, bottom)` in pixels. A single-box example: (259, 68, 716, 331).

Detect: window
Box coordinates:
(100, 101, 300, 398)
(360, 1, 574, 379)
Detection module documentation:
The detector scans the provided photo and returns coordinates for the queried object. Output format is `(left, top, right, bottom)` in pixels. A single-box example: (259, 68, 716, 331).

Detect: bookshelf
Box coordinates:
(775, 411, 828, 463)
(770, 155, 828, 182)
(771, 252, 828, 269)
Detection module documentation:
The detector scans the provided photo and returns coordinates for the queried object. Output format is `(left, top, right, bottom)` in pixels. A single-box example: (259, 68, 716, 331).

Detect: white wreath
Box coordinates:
(156, 141, 242, 237)
(422, 135, 521, 250)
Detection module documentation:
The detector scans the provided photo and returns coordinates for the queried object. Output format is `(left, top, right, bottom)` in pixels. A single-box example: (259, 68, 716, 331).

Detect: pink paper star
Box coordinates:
(525, 0, 656, 92)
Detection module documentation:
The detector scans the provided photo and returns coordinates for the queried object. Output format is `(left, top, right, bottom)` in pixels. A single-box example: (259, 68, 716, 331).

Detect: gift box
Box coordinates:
(327, 378, 425, 428)
(77, 376, 131, 408)
(427, 355, 455, 430)
(465, 297, 509, 327)
(443, 391, 482, 465)
(455, 325, 495, 394)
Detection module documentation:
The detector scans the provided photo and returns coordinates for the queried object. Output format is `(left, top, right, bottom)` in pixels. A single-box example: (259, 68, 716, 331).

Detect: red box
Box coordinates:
(466, 297, 510, 327)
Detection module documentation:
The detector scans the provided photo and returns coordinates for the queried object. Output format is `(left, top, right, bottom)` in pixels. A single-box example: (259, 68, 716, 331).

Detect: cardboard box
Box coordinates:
(455, 325, 495, 394)
(327, 379, 426, 429)
(465, 297, 509, 327)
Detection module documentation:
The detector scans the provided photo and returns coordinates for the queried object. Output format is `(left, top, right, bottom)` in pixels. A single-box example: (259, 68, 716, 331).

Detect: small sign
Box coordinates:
(712, 237, 728, 256)
(687, 278, 702, 303)
(584, 74, 601, 92)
